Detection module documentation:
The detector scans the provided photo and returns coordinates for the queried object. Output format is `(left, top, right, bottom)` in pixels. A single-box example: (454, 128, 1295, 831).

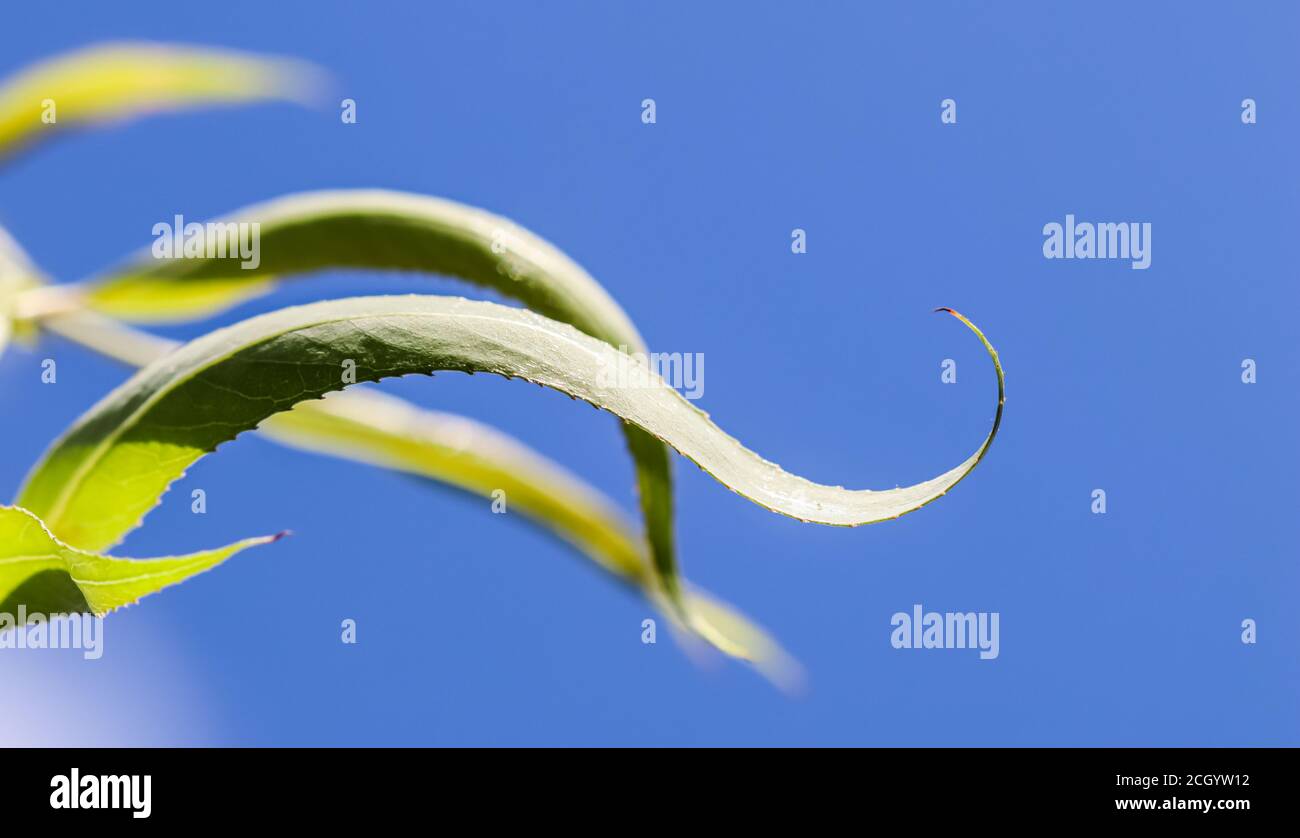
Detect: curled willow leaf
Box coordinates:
(20, 294, 1002, 557)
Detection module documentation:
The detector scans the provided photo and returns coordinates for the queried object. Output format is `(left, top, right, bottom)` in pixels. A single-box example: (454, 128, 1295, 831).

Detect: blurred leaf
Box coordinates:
(0, 41, 323, 164)
(0, 505, 279, 619)
(0, 225, 44, 353)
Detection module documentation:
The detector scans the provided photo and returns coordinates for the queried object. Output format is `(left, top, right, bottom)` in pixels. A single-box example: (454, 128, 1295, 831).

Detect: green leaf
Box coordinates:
(0, 42, 323, 165)
(0, 505, 280, 620)
(19, 294, 1003, 563)
(84, 190, 642, 341)
(35, 310, 797, 681)
(81, 189, 688, 612)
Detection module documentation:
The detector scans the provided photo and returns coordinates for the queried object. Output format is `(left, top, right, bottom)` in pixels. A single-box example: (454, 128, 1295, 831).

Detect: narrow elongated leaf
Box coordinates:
(19, 295, 1003, 561)
(0, 505, 279, 619)
(84, 190, 642, 342)
(81, 189, 686, 609)
(0, 42, 322, 164)
(34, 310, 796, 680)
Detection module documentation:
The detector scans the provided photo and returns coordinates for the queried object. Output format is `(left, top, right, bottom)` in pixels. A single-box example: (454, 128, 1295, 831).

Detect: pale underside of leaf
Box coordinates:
(0, 41, 323, 165)
(19, 295, 1003, 570)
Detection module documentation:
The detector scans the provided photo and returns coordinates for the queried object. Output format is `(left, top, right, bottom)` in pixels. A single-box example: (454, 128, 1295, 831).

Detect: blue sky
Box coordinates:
(1, 1, 1295, 745)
